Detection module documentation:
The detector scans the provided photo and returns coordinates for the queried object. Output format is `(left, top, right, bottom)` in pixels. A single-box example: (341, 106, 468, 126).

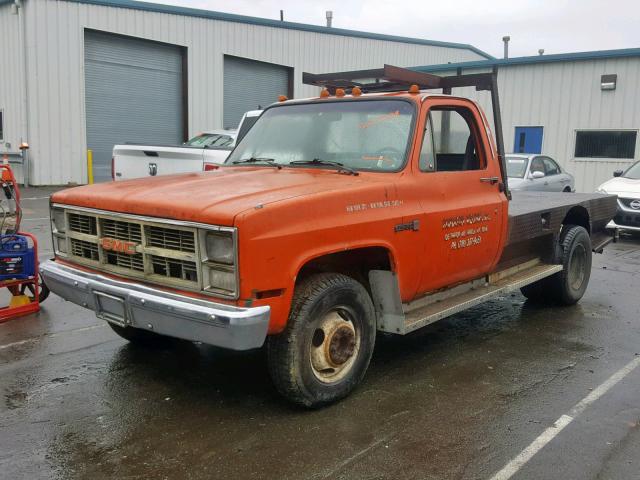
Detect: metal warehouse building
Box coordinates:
(0, 0, 488, 184)
(414, 49, 640, 192)
(1, 0, 639, 192)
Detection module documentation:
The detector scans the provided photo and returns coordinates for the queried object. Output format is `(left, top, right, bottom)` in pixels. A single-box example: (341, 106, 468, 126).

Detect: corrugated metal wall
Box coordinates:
(498, 59, 640, 192)
(9, 0, 484, 185)
(442, 59, 640, 192)
(0, 3, 26, 182)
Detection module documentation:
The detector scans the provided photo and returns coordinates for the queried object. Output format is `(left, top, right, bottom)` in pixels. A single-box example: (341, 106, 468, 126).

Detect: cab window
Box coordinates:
(419, 107, 484, 172)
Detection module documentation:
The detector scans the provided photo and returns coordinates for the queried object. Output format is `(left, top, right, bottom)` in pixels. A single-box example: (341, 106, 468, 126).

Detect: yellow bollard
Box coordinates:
(87, 149, 94, 184)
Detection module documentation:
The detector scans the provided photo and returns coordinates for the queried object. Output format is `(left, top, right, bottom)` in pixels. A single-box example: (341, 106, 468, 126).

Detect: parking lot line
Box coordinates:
(489, 354, 640, 480)
(0, 324, 106, 350)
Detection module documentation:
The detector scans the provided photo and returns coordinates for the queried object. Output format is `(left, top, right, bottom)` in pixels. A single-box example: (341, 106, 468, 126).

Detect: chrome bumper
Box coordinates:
(40, 260, 270, 350)
(607, 220, 640, 233)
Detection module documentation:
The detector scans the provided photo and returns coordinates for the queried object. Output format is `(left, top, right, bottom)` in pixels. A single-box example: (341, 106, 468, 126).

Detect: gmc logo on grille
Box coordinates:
(100, 237, 138, 255)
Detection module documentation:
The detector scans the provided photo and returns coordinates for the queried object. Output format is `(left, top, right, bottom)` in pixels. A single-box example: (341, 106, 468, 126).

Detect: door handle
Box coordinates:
(480, 176, 500, 184)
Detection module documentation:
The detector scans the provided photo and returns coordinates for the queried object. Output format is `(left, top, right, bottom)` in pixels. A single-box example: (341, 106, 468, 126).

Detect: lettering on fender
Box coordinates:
(441, 212, 491, 250)
(346, 200, 403, 213)
(99, 237, 138, 255)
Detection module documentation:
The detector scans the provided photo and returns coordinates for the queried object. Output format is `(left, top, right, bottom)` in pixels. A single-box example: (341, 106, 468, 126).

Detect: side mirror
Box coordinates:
(530, 170, 545, 179)
(613, 169, 623, 177)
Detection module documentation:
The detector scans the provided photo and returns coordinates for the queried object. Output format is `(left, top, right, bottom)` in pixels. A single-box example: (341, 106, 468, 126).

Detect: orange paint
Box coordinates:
(51, 91, 508, 335)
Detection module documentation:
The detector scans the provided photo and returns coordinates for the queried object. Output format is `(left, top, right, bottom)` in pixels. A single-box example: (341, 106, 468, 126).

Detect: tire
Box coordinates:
(107, 322, 174, 347)
(267, 273, 376, 408)
(20, 274, 50, 303)
(521, 225, 592, 305)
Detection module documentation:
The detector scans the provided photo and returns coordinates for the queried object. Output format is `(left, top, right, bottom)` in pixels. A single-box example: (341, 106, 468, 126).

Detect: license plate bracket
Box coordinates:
(94, 291, 127, 327)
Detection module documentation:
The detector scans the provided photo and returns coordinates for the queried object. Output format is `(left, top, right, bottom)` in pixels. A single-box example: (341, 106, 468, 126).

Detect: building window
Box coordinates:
(575, 130, 637, 159)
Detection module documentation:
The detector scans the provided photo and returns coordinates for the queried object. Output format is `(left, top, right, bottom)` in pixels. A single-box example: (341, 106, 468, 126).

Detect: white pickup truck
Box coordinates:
(111, 110, 262, 181)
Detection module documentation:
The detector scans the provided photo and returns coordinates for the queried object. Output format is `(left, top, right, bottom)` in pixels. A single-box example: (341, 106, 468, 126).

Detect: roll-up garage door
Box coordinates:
(84, 30, 184, 181)
(223, 56, 290, 129)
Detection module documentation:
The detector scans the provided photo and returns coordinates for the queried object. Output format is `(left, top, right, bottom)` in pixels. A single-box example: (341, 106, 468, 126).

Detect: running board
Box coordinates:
(370, 261, 563, 335)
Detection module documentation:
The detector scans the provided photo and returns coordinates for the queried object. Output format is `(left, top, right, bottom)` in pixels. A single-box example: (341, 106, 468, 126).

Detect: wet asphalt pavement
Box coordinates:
(1, 188, 640, 480)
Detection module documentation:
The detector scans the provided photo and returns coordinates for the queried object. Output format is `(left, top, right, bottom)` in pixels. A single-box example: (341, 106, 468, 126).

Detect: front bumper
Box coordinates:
(40, 260, 270, 350)
(607, 220, 640, 232)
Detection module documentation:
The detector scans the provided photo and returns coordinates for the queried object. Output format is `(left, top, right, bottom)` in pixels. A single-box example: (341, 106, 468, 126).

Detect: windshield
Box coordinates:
(227, 100, 415, 172)
(506, 156, 528, 178)
(623, 161, 640, 180)
(185, 133, 234, 148)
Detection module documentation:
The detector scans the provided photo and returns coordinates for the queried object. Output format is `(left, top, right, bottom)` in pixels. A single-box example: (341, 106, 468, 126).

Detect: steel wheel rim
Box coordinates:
(569, 243, 587, 290)
(309, 307, 361, 384)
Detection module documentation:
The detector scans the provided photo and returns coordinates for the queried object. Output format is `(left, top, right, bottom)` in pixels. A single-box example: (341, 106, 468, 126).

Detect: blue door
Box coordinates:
(513, 126, 543, 154)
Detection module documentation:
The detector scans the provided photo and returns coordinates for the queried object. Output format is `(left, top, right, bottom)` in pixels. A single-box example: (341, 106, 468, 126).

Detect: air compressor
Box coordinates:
(0, 161, 48, 322)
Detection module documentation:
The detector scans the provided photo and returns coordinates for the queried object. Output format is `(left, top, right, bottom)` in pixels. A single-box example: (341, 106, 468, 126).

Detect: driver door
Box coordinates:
(415, 99, 507, 294)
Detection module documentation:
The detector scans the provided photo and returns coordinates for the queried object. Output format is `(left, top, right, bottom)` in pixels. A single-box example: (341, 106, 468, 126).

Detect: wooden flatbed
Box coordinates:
(498, 191, 618, 268)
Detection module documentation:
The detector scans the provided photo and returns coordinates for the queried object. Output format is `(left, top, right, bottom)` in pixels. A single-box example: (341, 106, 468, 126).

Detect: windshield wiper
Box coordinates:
(232, 157, 282, 169)
(289, 158, 358, 176)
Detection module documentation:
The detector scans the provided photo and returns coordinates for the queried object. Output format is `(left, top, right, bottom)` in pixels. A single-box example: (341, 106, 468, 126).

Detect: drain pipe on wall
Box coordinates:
(14, 0, 30, 186)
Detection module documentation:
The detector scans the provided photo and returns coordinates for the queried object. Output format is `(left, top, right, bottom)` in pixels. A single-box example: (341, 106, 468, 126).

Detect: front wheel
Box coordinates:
(267, 273, 376, 408)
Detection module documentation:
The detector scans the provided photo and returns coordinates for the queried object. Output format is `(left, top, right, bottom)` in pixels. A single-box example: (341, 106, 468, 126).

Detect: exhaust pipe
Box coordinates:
(326, 11, 333, 28)
(502, 36, 510, 59)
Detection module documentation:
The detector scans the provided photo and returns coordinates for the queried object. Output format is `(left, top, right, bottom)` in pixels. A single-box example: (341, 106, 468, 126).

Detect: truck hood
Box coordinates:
(598, 177, 640, 197)
(52, 167, 375, 225)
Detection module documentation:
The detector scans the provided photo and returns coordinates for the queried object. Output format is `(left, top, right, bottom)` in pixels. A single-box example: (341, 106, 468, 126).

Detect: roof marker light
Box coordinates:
(351, 86, 362, 96)
(335, 88, 345, 97)
(408, 84, 420, 94)
(278, 95, 288, 102)
(320, 88, 330, 98)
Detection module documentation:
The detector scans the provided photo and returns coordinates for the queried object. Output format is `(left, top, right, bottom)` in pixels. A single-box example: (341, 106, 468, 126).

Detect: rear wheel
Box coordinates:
(521, 225, 592, 305)
(267, 273, 376, 408)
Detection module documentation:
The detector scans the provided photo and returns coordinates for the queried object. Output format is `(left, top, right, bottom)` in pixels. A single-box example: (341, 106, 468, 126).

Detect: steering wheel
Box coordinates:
(370, 147, 402, 169)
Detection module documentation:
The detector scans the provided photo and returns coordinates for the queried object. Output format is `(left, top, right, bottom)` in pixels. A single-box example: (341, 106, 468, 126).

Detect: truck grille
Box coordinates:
(147, 226, 195, 252)
(68, 213, 97, 235)
(101, 218, 142, 243)
(61, 208, 201, 290)
(70, 238, 99, 260)
(151, 255, 198, 282)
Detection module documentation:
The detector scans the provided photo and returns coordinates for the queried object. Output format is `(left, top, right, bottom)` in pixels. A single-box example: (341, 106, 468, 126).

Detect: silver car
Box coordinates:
(506, 154, 575, 192)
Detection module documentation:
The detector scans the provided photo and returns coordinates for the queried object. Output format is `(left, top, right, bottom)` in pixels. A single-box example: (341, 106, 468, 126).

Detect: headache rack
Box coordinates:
(302, 64, 509, 199)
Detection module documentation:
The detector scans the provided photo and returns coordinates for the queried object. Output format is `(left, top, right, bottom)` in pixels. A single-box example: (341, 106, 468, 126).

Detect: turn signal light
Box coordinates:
(203, 163, 219, 171)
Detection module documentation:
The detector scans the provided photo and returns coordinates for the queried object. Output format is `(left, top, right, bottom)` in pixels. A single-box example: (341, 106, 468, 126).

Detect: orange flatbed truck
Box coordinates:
(41, 66, 617, 407)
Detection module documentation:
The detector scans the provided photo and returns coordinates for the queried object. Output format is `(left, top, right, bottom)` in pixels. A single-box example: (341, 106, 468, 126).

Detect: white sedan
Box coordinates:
(506, 154, 575, 192)
(597, 161, 640, 232)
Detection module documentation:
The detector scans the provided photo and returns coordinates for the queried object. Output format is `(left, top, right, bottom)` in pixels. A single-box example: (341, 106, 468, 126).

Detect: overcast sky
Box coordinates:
(149, 0, 639, 58)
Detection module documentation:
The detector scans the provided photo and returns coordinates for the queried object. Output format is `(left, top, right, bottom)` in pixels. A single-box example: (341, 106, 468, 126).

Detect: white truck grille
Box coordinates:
(61, 208, 201, 290)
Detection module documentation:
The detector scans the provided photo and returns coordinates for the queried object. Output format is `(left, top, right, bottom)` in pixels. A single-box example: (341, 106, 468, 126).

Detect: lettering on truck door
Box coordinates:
(416, 99, 506, 294)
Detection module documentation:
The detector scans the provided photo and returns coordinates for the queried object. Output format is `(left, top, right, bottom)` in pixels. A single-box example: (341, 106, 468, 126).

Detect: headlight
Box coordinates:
(51, 206, 68, 256)
(51, 207, 66, 233)
(200, 228, 237, 297)
(207, 267, 237, 293)
(204, 231, 234, 264)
